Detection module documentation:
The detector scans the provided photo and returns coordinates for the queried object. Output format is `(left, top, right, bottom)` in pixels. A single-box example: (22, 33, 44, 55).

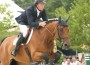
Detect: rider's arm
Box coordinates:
(26, 8, 39, 28)
(26, 8, 46, 28)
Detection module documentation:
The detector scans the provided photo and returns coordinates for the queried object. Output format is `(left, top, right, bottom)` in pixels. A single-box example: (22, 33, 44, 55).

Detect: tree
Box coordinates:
(0, 3, 18, 43)
(46, 0, 75, 18)
(13, 0, 34, 9)
(54, 0, 90, 52)
(13, 0, 74, 18)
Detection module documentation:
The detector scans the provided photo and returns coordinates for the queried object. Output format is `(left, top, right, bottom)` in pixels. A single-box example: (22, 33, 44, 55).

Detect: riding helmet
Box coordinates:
(34, 0, 46, 5)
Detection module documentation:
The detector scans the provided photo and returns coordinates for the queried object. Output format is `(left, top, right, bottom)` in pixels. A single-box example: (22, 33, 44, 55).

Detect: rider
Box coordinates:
(11, 0, 48, 56)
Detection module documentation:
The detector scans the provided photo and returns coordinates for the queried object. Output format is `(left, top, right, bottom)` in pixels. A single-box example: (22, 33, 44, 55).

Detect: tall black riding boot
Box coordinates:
(11, 34, 25, 56)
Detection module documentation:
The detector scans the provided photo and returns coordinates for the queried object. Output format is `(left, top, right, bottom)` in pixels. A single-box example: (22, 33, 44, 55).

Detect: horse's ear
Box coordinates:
(65, 16, 70, 23)
(58, 16, 61, 24)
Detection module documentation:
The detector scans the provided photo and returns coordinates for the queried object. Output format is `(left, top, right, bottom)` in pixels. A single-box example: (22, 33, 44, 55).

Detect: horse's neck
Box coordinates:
(39, 21, 57, 43)
(46, 21, 57, 32)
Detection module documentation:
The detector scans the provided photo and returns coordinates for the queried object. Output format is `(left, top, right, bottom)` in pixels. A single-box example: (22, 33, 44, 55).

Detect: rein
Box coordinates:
(45, 22, 61, 41)
(56, 24, 61, 41)
(45, 27, 53, 36)
(44, 22, 62, 55)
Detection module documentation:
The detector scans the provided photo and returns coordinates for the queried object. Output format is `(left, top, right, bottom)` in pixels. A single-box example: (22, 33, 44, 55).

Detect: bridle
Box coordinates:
(45, 21, 69, 48)
(56, 24, 69, 48)
(56, 24, 62, 42)
(45, 22, 64, 41)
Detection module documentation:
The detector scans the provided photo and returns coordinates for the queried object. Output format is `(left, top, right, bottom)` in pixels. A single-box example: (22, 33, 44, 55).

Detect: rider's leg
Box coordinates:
(11, 25, 29, 56)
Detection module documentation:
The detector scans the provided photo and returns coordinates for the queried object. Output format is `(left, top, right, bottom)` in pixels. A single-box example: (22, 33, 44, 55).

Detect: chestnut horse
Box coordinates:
(0, 17, 70, 65)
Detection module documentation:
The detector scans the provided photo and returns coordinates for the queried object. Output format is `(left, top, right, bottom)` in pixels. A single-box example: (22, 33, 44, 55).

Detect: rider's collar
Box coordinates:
(36, 8, 40, 17)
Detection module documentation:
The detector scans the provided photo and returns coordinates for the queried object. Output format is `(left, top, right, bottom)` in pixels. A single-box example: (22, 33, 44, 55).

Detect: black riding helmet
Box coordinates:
(34, 0, 46, 5)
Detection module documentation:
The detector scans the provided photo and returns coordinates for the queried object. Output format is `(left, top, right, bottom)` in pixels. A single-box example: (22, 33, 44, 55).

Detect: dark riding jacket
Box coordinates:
(15, 5, 48, 28)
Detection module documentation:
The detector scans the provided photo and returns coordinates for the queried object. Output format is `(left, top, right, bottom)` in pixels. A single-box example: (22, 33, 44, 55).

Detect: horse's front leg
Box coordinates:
(33, 52, 49, 63)
(32, 52, 44, 62)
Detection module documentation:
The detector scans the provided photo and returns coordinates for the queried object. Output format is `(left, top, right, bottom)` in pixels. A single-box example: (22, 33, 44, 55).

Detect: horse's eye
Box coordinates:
(59, 28, 63, 32)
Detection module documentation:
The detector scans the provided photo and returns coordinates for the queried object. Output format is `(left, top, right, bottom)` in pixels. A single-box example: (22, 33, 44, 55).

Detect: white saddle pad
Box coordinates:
(13, 28, 34, 46)
(26, 28, 34, 44)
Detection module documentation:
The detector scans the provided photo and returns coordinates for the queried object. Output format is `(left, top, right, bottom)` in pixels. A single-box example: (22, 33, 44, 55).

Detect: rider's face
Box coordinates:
(36, 2, 45, 11)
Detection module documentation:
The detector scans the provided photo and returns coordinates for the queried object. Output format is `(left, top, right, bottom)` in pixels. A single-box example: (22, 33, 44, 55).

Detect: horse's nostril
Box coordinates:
(64, 44, 70, 49)
(64, 44, 68, 46)
(63, 43, 70, 50)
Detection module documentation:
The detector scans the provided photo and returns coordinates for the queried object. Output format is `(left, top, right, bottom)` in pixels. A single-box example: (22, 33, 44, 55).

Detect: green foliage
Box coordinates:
(0, 3, 18, 43)
(55, 0, 90, 52)
(14, 0, 34, 9)
(0, 3, 13, 29)
(55, 7, 68, 18)
(45, 0, 63, 17)
(46, 0, 74, 18)
(69, 0, 90, 46)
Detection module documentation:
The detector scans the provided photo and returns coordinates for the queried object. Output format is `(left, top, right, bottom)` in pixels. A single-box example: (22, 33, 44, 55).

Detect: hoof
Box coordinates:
(49, 60, 55, 65)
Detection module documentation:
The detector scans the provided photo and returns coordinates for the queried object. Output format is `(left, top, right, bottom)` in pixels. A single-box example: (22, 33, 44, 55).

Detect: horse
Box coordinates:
(0, 16, 70, 65)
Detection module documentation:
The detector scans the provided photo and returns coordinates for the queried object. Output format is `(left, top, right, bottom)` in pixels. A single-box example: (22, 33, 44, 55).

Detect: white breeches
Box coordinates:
(19, 25, 29, 37)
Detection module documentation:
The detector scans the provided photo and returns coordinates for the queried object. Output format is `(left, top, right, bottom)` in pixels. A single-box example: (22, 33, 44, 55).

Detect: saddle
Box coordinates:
(13, 28, 34, 46)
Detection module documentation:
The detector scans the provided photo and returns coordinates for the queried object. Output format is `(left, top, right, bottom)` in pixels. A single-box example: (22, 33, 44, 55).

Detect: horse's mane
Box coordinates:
(0, 37, 7, 45)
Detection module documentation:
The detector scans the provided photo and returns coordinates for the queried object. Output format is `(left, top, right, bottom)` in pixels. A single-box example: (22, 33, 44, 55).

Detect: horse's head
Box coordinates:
(55, 16, 70, 49)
